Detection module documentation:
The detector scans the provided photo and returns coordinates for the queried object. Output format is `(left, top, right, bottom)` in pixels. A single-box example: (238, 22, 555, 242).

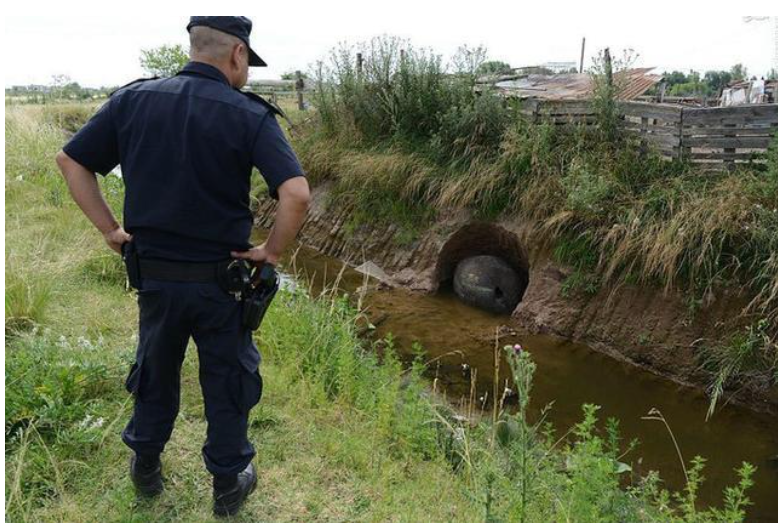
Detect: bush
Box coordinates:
(5, 333, 122, 444)
(40, 104, 96, 135)
(313, 35, 477, 147)
(431, 92, 510, 168)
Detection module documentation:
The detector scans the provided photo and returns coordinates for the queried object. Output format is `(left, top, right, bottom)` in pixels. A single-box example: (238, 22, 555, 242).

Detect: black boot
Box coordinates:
(129, 453, 163, 497)
(213, 463, 257, 517)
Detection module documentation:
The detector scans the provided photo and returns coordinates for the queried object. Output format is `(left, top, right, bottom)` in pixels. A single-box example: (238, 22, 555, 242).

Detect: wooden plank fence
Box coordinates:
(520, 99, 778, 167)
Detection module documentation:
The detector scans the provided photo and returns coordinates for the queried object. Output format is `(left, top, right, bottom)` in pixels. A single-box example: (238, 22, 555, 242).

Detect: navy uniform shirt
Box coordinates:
(63, 61, 304, 262)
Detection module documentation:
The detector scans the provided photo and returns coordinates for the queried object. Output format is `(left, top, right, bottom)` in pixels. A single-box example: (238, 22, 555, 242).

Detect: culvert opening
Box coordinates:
(434, 223, 529, 315)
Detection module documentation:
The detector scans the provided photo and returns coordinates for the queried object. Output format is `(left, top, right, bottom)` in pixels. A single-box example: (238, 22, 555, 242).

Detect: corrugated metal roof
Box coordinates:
(479, 68, 661, 101)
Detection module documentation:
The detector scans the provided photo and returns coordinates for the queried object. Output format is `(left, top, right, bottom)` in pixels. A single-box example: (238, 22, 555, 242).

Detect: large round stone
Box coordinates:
(453, 255, 524, 314)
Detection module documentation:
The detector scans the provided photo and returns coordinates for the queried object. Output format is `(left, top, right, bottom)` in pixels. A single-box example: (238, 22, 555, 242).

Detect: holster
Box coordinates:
(121, 241, 142, 290)
(242, 265, 279, 331)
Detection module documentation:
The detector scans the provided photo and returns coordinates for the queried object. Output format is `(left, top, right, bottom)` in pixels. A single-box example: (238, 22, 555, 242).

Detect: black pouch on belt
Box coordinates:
(121, 241, 142, 290)
(242, 264, 279, 331)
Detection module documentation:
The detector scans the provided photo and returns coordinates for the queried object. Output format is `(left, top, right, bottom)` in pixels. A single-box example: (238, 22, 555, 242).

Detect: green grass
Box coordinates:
(5, 101, 760, 522)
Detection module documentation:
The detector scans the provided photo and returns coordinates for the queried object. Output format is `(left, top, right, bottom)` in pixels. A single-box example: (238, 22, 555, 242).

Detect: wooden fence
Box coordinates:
(519, 100, 778, 167)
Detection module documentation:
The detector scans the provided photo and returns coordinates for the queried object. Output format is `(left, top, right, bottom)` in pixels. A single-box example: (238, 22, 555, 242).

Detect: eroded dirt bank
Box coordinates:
(254, 186, 778, 415)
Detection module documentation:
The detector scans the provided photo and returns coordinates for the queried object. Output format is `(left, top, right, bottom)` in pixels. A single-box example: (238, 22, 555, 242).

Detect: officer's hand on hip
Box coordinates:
(231, 243, 280, 268)
(103, 226, 132, 254)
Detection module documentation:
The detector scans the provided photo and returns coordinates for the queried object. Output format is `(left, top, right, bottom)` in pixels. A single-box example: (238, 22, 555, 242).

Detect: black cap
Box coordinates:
(187, 16, 266, 67)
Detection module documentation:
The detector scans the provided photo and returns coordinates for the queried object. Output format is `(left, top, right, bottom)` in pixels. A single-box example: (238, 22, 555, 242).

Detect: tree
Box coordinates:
(281, 71, 309, 80)
(476, 60, 512, 76)
(729, 63, 748, 81)
(140, 44, 189, 78)
(664, 70, 689, 87)
(451, 45, 487, 76)
(703, 70, 733, 94)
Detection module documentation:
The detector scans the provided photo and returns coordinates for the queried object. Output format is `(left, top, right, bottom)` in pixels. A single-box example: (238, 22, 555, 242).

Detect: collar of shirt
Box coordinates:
(178, 61, 231, 86)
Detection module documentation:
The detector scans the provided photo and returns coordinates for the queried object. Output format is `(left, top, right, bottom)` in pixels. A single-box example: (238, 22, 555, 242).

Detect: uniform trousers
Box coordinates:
(121, 278, 263, 476)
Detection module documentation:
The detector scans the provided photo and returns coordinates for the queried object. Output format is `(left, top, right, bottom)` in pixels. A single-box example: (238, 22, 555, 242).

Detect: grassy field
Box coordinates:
(4, 102, 759, 522)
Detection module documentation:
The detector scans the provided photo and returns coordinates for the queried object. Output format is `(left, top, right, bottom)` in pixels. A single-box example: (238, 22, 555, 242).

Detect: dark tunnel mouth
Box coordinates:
(434, 223, 530, 310)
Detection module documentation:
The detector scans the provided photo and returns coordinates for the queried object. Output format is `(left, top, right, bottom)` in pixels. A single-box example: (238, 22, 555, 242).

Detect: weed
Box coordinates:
(703, 319, 778, 419)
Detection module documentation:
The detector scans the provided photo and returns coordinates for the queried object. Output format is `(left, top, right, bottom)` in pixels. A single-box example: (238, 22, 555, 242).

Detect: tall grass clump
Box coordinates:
(261, 285, 442, 456)
(5, 106, 66, 180)
(5, 271, 54, 334)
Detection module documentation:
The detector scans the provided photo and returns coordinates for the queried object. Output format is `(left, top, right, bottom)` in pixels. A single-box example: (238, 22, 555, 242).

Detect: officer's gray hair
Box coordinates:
(189, 26, 246, 62)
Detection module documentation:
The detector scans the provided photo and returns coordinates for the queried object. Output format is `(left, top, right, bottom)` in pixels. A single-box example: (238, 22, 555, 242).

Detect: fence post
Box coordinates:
(530, 100, 540, 124)
(295, 71, 305, 111)
(657, 81, 666, 103)
(677, 106, 685, 161)
(579, 37, 586, 73)
(604, 48, 613, 90)
(356, 52, 363, 76)
(723, 122, 737, 170)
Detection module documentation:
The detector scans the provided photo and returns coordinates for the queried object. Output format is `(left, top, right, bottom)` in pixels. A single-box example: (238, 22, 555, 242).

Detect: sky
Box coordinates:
(3, 8, 777, 88)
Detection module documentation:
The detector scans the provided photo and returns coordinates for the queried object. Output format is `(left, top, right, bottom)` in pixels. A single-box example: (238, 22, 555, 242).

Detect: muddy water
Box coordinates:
(259, 233, 778, 520)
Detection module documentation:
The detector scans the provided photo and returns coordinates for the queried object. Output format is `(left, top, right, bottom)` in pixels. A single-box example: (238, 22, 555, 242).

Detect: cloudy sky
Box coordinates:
(4, 9, 776, 88)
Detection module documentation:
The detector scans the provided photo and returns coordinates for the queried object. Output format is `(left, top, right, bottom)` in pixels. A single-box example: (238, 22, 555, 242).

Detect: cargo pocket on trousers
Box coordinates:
(231, 366, 263, 414)
(125, 360, 144, 401)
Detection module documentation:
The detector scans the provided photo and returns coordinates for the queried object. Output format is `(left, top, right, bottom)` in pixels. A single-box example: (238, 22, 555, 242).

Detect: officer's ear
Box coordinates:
(232, 42, 248, 68)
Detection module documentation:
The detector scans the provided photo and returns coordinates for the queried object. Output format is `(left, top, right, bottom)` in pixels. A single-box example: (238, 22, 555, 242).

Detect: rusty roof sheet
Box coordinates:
(484, 68, 661, 101)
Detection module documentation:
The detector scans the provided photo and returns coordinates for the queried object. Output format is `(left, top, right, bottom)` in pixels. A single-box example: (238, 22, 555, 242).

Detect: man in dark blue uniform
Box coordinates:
(55, 16, 310, 517)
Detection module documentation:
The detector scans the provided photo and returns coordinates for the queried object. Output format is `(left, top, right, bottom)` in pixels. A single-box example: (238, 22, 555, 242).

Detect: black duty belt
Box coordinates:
(122, 241, 279, 331)
(138, 258, 225, 283)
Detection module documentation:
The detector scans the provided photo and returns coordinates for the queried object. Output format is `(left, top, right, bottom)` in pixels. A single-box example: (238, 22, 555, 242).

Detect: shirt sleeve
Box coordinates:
(251, 114, 305, 199)
(62, 98, 119, 176)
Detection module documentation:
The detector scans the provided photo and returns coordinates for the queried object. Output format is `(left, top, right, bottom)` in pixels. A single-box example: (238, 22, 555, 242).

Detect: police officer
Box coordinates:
(55, 16, 310, 517)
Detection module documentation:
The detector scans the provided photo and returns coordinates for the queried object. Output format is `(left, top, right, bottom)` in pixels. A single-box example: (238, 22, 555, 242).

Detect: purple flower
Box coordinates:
(513, 344, 523, 354)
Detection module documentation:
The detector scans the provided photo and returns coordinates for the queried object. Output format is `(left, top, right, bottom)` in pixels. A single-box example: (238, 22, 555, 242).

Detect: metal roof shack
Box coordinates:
(477, 68, 662, 101)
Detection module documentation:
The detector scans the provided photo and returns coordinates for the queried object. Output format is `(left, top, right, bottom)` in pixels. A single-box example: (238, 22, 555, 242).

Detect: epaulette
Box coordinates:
(239, 90, 297, 135)
(109, 76, 160, 97)
(239, 90, 285, 118)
